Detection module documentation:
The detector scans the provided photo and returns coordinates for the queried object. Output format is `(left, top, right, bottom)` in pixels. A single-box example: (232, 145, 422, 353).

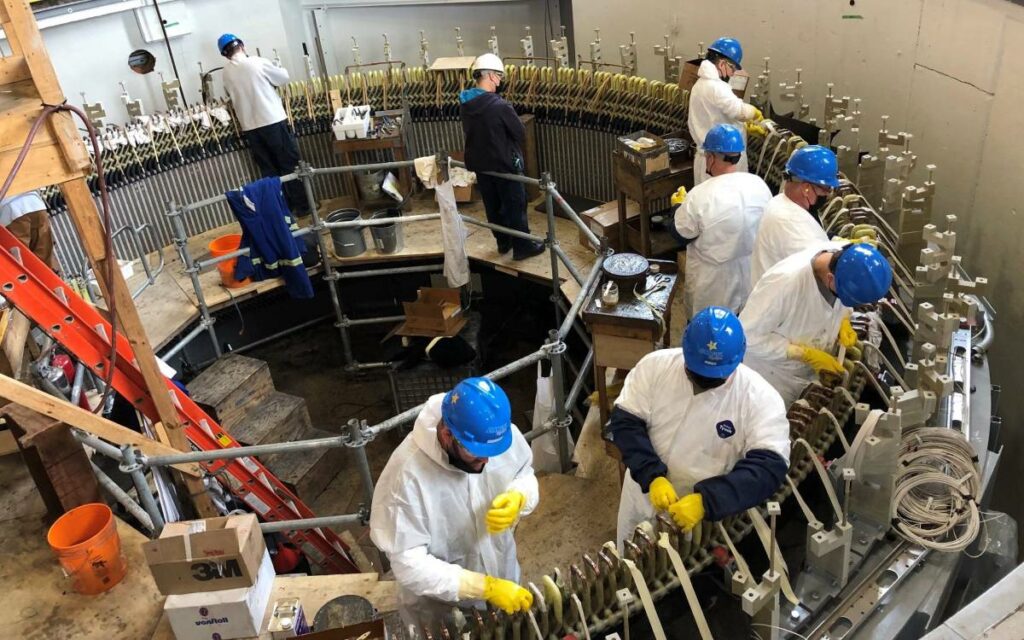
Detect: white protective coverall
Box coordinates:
(369, 394, 539, 628)
(688, 60, 758, 186)
(740, 242, 848, 406)
(675, 171, 772, 317)
(614, 349, 790, 544)
(750, 192, 829, 286)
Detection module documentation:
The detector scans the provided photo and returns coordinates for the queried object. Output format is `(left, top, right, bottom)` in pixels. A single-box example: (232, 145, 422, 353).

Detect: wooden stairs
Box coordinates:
(188, 354, 343, 502)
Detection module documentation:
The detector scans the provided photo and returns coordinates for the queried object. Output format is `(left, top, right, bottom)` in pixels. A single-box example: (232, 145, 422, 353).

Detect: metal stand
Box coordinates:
(743, 503, 783, 640)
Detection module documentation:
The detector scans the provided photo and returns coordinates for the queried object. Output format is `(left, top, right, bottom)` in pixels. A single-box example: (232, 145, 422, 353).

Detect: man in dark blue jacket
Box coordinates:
(459, 54, 545, 261)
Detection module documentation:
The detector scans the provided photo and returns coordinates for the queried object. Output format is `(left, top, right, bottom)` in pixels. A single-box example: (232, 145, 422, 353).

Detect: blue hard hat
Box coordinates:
(683, 306, 746, 379)
(708, 37, 744, 69)
(833, 244, 893, 307)
(785, 145, 841, 189)
(218, 33, 242, 55)
(441, 377, 513, 458)
(703, 124, 746, 154)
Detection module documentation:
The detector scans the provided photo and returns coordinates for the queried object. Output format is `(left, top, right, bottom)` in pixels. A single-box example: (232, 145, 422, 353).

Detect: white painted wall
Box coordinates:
(40, 0, 552, 123)
(574, 0, 1024, 534)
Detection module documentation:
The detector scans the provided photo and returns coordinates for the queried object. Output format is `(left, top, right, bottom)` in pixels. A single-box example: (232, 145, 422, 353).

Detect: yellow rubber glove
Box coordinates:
(459, 571, 533, 613)
(668, 493, 704, 531)
(648, 476, 679, 511)
(749, 106, 764, 122)
(670, 185, 687, 207)
(787, 344, 844, 375)
(745, 121, 767, 137)
(839, 316, 859, 349)
(486, 491, 526, 534)
(852, 236, 879, 248)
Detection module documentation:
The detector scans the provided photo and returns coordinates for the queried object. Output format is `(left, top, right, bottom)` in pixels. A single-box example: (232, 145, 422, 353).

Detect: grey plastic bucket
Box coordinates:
(326, 209, 367, 257)
(370, 208, 403, 254)
(355, 170, 384, 201)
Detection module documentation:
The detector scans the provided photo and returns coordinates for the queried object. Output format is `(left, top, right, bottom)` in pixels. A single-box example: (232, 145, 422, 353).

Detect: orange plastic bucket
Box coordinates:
(47, 503, 126, 595)
(209, 233, 251, 288)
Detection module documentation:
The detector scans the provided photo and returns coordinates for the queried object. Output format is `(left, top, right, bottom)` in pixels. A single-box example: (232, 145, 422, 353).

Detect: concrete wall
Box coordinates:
(573, 0, 1024, 533)
(40, 0, 551, 124)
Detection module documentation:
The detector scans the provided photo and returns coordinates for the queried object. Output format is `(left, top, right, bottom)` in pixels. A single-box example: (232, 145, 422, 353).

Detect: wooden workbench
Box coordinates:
(613, 153, 693, 257)
(129, 195, 599, 352)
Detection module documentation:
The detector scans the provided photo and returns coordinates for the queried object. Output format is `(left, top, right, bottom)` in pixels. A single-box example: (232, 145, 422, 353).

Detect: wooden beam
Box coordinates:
(0, 55, 30, 85)
(58, 179, 217, 516)
(0, 374, 202, 476)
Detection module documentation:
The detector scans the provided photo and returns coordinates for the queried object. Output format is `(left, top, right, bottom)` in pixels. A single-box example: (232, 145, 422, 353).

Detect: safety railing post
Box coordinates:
(168, 201, 221, 358)
(542, 173, 563, 329)
(345, 418, 376, 520)
(298, 162, 356, 368)
(121, 444, 165, 533)
(547, 330, 573, 473)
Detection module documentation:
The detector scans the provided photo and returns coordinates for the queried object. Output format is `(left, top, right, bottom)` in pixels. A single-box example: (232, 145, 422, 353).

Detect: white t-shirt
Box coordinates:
(222, 54, 290, 131)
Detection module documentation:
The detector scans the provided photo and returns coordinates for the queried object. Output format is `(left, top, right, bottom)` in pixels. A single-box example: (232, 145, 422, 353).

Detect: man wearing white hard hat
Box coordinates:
(459, 54, 545, 261)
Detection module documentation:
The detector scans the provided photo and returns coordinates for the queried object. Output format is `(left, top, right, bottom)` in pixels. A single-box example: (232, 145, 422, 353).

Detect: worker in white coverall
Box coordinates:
(741, 242, 893, 406)
(609, 307, 790, 545)
(673, 124, 771, 317)
(688, 37, 764, 187)
(369, 377, 538, 631)
(218, 33, 307, 216)
(750, 145, 841, 284)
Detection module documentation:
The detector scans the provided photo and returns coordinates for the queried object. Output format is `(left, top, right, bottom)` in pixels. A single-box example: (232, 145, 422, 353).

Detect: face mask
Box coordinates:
(494, 79, 507, 95)
(685, 368, 727, 392)
(808, 192, 828, 217)
(443, 437, 487, 474)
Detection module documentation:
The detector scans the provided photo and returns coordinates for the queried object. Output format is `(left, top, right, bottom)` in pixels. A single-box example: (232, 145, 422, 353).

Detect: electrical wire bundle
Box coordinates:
(893, 427, 981, 552)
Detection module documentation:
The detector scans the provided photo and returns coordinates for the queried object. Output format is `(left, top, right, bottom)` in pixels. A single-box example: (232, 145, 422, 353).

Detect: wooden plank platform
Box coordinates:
(129, 194, 601, 352)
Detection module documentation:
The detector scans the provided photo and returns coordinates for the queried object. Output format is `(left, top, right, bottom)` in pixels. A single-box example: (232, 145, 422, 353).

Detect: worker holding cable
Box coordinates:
(688, 37, 765, 187)
(370, 377, 538, 629)
(740, 242, 893, 406)
(218, 33, 307, 216)
(610, 307, 790, 544)
(673, 124, 771, 317)
(749, 145, 841, 285)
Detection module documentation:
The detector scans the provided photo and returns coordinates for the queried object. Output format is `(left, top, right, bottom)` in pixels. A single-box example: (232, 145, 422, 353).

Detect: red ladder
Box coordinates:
(0, 225, 359, 573)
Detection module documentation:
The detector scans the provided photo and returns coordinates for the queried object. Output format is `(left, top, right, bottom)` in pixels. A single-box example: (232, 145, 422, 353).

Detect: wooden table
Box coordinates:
(583, 267, 678, 429)
(613, 153, 693, 257)
(332, 135, 413, 207)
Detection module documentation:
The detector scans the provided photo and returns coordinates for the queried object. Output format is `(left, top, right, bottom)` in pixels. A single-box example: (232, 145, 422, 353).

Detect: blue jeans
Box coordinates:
(475, 172, 533, 252)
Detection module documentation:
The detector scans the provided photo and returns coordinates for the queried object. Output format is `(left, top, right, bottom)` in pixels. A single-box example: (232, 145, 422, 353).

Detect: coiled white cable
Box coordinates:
(893, 427, 981, 552)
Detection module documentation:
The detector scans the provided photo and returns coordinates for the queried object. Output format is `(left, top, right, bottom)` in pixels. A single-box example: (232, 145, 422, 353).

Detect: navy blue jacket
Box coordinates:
(459, 88, 526, 174)
(226, 177, 313, 299)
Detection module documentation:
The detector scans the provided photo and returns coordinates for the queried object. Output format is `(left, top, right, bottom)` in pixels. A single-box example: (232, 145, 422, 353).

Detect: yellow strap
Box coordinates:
(623, 559, 667, 640)
(747, 509, 801, 606)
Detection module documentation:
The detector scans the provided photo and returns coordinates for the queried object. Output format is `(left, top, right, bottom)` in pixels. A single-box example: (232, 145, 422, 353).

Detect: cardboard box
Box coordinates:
(304, 619, 386, 640)
(452, 183, 475, 203)
(396, 287, 465, 337)
(143, 514, 266, 596)
(579, 199, 641, 253)
(164, 550, 275, 640)
(616, 131, 670, 178)
(678, 57, 749, 98)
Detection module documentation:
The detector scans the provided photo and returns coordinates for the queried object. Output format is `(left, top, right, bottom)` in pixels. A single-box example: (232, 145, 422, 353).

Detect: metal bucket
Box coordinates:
(355, 170, 384, 201)
(369, 208, 403, 254)
(326, 209, 367, 257)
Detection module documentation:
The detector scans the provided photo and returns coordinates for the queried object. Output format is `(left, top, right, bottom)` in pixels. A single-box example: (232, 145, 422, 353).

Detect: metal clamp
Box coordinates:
(543, 339, 568, 355)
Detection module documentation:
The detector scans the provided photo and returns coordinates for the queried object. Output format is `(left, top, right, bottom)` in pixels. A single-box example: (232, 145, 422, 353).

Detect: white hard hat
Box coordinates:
(472, 53, 504, 74)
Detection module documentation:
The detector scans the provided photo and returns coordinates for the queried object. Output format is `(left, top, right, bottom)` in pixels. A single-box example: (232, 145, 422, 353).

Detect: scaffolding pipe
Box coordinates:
(260, 513, 363, 533)
(346, 315, 404, 326)
(544, 176, 563, 329)
(195, 226, 314, 270)
(121, 445, 166, 532)
(565, 348, 594, 413)
(524, 422, 556, 443)
(550, 185, 601, 250)
(347, 419, 376, 508)
(300, 162, 355, 366)
(552, 244, 584, 285)
(547, 330, 573, 473)
(313, 160, 418, 176)
(161, 321, 210, 360)
(179, 172, 299, 213)
(229, 314, 335, 356)
(324, 213, 441, 229)
(91, 462, 155, 532)
(559, 256, 604, 339)
(460, 215, 546, 243)
(73, 429, 124, 461)
(169, 202, 221, 357)
(335, 263, 442, 279)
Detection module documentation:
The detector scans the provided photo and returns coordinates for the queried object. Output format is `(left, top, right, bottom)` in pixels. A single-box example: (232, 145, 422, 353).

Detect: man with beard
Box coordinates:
(370, 377, 538, 629)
